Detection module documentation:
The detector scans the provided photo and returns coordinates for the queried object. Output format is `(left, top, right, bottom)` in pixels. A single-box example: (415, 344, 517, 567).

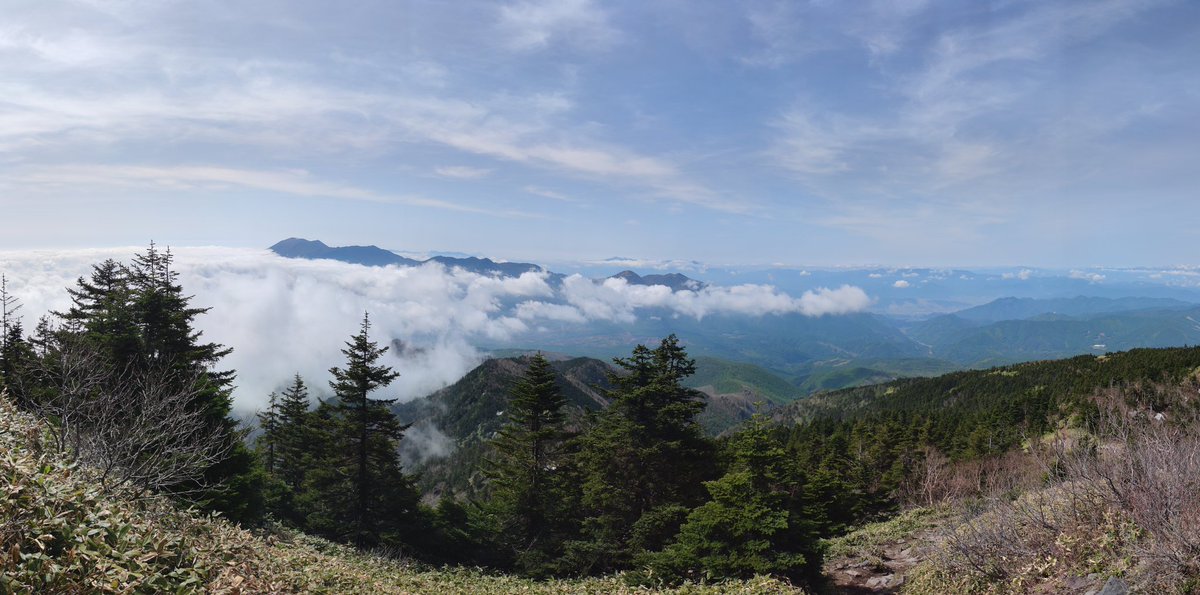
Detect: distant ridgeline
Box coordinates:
(905, 295, 1200, 367)
(269, 237, 721, 293)
(270, 237, 548, 277)
(271, 238, 1200, 398)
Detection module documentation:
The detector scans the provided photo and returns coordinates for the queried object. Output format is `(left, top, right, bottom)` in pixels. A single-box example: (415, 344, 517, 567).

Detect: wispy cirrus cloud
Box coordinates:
(764, 0, 1190, 253)
(434, 166, 493, 179)
(496, 0, 621, 52)
(0, 0, 733, 217)
(1, 164, 528, 216)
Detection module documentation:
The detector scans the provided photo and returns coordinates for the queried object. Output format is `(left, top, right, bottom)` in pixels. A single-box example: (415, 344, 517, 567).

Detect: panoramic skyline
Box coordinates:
(2, 0, 1197, 266)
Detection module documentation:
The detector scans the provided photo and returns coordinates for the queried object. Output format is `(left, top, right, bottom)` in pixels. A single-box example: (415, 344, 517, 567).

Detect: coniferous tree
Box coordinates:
(58, 259, 140, 365)
(275, 374, 313, 494)
(568, 335, 715, 573)
(647, 415, 822, 584)
(0, 276, 33, 403)
(484, 353, 572, 574)
(1, 274, 20, 343)
(258, 374, 315, 526)
(257, 392, 281, 475)
(0, 319, 30, 395)
(315, 313, 420, 547)
(45, 245, 262, 522)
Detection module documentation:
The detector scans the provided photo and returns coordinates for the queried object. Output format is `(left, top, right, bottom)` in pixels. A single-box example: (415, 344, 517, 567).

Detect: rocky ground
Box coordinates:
(823, 524, 940, 594)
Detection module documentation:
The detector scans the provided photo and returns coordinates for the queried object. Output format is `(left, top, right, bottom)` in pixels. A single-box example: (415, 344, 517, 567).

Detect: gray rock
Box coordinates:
(865, 574, 903, 589)
(1097, 577, 1129, 595)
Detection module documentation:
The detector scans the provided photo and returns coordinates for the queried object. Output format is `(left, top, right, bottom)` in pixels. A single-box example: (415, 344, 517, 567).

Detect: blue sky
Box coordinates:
(1, 0, 1197, 266)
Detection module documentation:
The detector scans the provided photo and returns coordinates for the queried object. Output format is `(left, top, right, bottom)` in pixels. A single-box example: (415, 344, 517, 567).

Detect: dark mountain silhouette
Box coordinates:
(269, 238, 420, 267)
(270, 238, 555, 279)
(427, 255, 547, 278)
(609, 270, 705, 291)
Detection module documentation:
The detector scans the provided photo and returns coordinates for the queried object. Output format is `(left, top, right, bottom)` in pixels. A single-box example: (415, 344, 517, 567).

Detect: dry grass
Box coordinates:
(905, 381, 1200, 594)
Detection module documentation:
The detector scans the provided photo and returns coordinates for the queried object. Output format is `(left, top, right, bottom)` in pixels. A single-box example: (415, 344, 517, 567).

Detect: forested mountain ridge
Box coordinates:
(773, 345, 1200, 429)
(393, 355, 612, 499)
(908, 304, 1200, 366)
(949, 295, 1194, 323)
(395, 354, 804, 498)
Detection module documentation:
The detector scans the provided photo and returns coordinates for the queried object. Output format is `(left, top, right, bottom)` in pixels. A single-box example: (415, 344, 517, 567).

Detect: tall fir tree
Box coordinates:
(568, 334, 715, 573)
(257, 374, 315, 526)
(484, 353, 572, 575)
(257, 392, 281, 475)
(318, 313, 420, 547)
(275, 374, 313, 494)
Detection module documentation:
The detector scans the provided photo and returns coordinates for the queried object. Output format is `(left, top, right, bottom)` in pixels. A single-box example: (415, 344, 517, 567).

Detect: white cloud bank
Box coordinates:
(0, 247, 871, 412)
(1069, 270, 1106, 284)
(516, 277, 871, 323)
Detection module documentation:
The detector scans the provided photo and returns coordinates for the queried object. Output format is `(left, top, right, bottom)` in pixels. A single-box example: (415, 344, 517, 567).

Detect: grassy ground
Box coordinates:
(821, 505, 952, 562)
(0, 395, 804, 594)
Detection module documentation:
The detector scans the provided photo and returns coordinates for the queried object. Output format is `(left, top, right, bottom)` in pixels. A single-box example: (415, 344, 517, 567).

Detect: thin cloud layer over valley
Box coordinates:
(0, 246, 872, 411)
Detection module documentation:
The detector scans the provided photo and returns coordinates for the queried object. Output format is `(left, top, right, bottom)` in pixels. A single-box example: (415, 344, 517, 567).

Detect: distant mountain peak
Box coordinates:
(608, 270, 705, 291)
(270, 237, 419, 267)
(428, 255, 546, 277)
(270, 237, 328, 251)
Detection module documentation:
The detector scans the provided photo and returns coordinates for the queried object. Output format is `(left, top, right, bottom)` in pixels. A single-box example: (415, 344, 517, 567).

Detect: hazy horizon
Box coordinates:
(4, 239, 1200, 272)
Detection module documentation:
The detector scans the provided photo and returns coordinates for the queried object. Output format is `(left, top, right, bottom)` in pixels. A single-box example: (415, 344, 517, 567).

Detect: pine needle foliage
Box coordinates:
(485, 353, 573, 575)
(309, 313, 420, 548)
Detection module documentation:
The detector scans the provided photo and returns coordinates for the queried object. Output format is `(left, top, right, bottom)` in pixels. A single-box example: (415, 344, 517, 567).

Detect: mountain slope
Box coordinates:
(953, 295, 1193, 323)
(393, 356, 613, 499)
(771, 345, 1200, 428)
(909, 306, 1200, 367)
(395, 354, 803, 497)
(516, 312, 928, 378)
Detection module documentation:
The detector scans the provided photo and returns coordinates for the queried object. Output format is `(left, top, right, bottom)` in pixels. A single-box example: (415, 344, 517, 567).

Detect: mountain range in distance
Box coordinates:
(272, 237, 1200, 392)
(270, 238, 709, 289)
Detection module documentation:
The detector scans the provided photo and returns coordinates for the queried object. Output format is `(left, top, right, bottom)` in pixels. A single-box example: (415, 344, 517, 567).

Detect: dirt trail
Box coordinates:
(823, 529, 940, 594)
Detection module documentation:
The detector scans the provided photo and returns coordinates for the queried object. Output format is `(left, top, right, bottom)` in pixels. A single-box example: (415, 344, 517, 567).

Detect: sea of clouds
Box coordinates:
(0, 247, 871, 413)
